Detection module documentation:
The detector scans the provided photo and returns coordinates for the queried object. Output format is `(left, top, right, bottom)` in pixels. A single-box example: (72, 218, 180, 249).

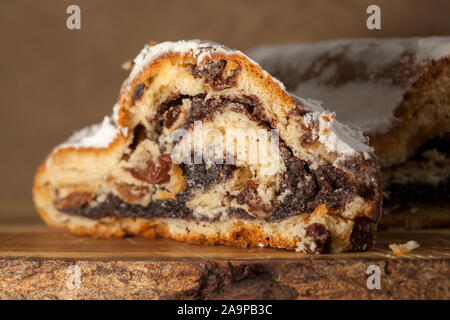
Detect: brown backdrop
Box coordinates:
(1, 0, 450, 222)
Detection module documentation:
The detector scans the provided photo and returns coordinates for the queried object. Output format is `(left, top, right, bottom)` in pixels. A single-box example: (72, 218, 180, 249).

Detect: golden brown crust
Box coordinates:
(32, 202, 342, 251)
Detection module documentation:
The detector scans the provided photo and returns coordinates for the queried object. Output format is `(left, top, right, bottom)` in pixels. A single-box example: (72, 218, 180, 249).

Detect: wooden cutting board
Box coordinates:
(0, 219, 449, 300)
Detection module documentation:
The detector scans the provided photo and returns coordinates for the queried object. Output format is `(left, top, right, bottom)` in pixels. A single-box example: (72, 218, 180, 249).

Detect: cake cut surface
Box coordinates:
(33, 40, 382, 253)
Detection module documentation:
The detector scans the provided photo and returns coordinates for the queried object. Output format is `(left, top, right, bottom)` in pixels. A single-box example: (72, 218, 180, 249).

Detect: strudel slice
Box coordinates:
(33, 40, 381, 253)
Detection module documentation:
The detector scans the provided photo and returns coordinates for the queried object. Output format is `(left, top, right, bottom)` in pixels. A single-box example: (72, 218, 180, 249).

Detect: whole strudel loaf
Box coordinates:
(250, 37, 450, 230)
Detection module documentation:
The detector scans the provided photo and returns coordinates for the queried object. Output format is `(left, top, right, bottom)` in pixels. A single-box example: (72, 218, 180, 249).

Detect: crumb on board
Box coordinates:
(389, 240, 420, 257)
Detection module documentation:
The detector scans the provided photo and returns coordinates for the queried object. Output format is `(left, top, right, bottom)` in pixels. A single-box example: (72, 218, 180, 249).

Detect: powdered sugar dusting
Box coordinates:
(56, 116, 119, 150)
(319, 115, 373, 160)
(416, 37, 450, 60)
(249, 37, 450, 135)
(46, 104, 129, 167)
(57, 102, 129, 151)
(294, 80, 405, 133)
(112, 103, 120, 124)
(297, 96, 373, 160)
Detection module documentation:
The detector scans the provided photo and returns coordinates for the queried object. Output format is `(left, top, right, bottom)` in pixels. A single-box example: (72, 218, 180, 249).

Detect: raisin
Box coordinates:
(132, 83, 146, 103)
(164, 105, 181, 128)
(56, 192, 93, 210)
(350, 217, 374, 251)
(305, 223, 331, 254)
(127, 154, 172, 184)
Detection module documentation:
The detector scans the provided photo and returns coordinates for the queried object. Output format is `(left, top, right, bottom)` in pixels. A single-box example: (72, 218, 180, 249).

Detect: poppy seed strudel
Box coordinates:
(33, 40, 381, 253)
(250, 37, 450, 230)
